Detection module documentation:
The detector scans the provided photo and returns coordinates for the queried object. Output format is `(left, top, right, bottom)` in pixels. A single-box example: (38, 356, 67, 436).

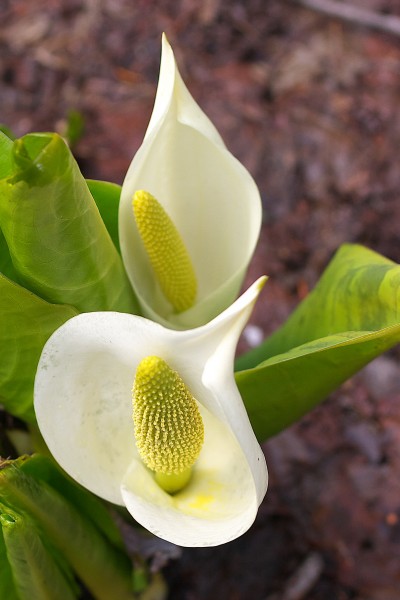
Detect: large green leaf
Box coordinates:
(0, 228, 17, 281)
(0, 132, 18, 281)
(0, 130, 13, 178)
(0, 275, 78, 422)
(0, 133, 138, 314)
(236, 244, 400, 440)
(0, 457, 135, 600)
(0, 503, 77, 600)
(21, 455, 124, 550)
(0, 519, 19, 600)
(87, 179, 121, 253)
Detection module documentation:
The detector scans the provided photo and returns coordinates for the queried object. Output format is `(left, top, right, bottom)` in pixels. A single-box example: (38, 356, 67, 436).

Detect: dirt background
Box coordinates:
(1, 1, 400, 599)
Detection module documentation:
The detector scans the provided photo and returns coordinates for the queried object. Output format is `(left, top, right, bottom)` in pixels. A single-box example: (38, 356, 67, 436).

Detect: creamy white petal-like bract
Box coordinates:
(119, 35, 262, 329)
(34, 278, 268, 547)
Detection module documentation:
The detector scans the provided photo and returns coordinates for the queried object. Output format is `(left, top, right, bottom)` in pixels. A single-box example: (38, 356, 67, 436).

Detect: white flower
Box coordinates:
(119, 35, 262, 329)
(34, 278, 268, 547)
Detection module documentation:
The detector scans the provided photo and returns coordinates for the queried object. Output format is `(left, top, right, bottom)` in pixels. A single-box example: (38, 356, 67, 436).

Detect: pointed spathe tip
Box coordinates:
(256, 275, 268, 293)
(242, 275, 268, 306)
(161, 32, 174, 62)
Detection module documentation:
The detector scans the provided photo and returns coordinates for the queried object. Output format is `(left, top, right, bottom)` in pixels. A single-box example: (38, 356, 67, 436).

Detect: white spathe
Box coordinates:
(34, 278, 268, 547)
(119, 35, 262, 329)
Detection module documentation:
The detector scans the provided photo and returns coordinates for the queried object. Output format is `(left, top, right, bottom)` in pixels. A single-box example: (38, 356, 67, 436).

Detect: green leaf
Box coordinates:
(87, 179, 121, 253)
(0, 125, 16, 141)
(0, 133, 138, 314)
(21, 455, 124, 550)
(63, 110, 85, 148)
(0, 132, 16, 280)
(0, 275, 78, 421)
(0, 228, 18, 281)
(236, 244, 400, 440)
(0, 519, 19, 600)
(0, 458, 135, 600)
(0, 130, 13, 178)
(0, 503, 77, 600)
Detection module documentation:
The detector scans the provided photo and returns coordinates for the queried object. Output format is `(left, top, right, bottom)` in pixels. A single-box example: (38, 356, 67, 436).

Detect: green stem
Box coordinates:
(155, 468, 192, 494)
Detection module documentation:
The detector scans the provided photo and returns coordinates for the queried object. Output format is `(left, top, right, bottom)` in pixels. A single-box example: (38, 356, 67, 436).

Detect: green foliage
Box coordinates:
(87, 179, 122, 253)
(0, 276, 78, 422)
(21, 455, 124, 549)
(0, 228, 17, 281)
(0, 519, 20, 600)
(0, 133, 138, 313)
(0, 134, 141, 421)
(63, 110, 85, 148)
(0, 130, 13, 178)
(236, 244, 400, 440)
(0, 456, 135, 600)
(0, 503, 77, 600)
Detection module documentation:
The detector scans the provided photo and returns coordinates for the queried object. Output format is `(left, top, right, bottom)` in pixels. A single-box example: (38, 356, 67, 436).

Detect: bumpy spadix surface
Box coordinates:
(133, 191, 197, 313)
(133, 355, 204, 474)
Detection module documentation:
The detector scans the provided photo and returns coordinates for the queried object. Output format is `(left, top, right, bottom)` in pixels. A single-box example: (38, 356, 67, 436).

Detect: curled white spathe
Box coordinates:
(34, 278, 268, 547)
(119, 35, 262, 329)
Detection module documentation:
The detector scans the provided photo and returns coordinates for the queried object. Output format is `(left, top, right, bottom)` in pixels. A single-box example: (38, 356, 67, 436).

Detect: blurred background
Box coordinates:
(1, 1, 400, 598)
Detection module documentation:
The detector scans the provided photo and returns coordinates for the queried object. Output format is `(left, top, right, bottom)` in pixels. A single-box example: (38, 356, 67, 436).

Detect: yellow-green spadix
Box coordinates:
(119, 35, 262, 330)
(132, 190, 197, 313)
(133, 355, 204, 493)
(34, 277, 268, 547)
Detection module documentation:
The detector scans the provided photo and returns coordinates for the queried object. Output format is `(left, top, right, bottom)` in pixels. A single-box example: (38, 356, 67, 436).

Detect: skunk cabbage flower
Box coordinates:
(119, 35, 262, 329)
(34, 278, 268, 547)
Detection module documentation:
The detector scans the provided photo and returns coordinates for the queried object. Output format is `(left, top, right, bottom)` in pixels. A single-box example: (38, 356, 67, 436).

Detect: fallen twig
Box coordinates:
(266, 553, 324, 600)
(293, 0, 400, 37)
